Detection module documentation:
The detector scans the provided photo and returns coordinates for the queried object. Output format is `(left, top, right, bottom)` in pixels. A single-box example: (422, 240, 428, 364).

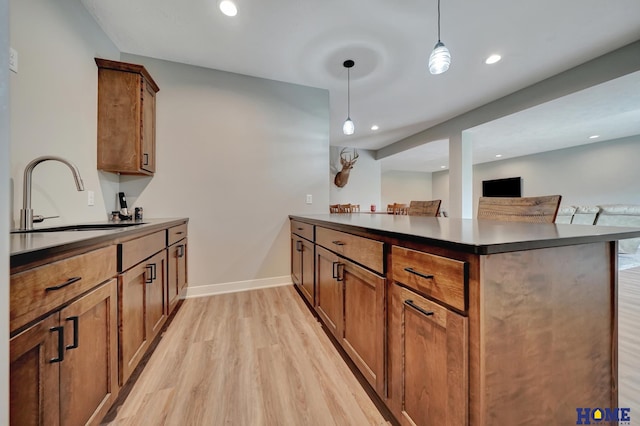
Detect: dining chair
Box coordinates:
(329, 204, 340, 213)
(408, 200, 441, 217)
(477, 195, 562, 223)
(338, 204, 352, 213)
(392, 203, 408, 215)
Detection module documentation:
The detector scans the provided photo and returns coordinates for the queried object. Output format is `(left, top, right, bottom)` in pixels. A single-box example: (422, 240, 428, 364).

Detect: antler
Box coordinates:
(339, 147, 359, 165)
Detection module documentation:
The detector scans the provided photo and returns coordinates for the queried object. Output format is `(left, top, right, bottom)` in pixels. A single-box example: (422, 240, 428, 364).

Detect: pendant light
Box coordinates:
(428, 0, 451, 75)
(342, 60, 355, 136)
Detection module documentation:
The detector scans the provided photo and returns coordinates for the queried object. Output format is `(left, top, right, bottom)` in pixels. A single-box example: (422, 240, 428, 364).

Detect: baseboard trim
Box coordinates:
(184, 275, 292, 298)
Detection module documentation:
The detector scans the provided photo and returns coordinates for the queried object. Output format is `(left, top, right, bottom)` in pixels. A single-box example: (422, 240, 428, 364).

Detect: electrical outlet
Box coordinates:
(306, 194, 313, 204)
(87, 190, 95, 206)
(9, 47, 18, 73)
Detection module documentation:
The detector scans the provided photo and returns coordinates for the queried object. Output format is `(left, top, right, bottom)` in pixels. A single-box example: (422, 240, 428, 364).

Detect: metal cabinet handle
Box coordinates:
(143, 153, 149, 165)
(332, 261, 339, 279)
(49, 326, 65, 363)
(336, 263, 345, 282)
(65, 316, 79, 350)
(404, 267, 434, 280)
(332, 241, 345, 246)
(404, 299, 434, 317)
(45, 276, 81, 292)
(296, 240, 302, 252)
(297, 227, 304, 231)
(145, 264, 154, 284)
(177, 244, 185, 258)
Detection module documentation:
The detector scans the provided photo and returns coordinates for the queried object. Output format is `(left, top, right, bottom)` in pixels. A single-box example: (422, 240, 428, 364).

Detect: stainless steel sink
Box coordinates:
(10, 222, 148, 234)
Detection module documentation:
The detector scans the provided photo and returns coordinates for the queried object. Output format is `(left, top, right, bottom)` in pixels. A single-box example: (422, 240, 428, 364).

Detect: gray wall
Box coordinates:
(119, 54, 330, 291)
(1, 0, 10, 420)
(329, 146, 381, 210)
(381, 171, 433, 209)
(9, 0, 120, 226)
(433, 137, 640, 214)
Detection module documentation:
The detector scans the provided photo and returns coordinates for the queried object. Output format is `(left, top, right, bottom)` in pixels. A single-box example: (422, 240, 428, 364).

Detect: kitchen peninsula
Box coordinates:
(290, 214, 640, 425)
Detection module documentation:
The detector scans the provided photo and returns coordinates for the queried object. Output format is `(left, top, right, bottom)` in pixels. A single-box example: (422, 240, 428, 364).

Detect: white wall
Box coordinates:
(9, 0, 120, 228)
(329, 146, 380, 211)
(381, 170, 432, 210)
(119, 54, 329, 292)
(433, 136, 640, 215)
(1, 0, 10, 421)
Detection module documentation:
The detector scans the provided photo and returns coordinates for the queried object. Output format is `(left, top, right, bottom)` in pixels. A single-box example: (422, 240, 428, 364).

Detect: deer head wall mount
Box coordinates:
(334, 147, 359, 188)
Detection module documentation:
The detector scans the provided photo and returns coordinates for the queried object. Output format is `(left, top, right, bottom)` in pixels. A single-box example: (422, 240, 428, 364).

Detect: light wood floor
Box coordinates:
(102, 286, 389, 425)
(619, 266, 640, 413)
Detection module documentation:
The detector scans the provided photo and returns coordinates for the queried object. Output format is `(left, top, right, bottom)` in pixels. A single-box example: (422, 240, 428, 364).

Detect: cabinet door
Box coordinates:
(300, 238, 315, 305)
(315, 246, 343, 339)
(146, 251, 167, 338)
(59, 279, 118, 426)
(140, 80, 156, 173)
(388, 284, 468, 426)
(342, 259, 385, 393)
(167, 239, 187, 315)
(10, 315, 60, 426)
(291, 235, 303, 286)
(119, 261, 149, 385)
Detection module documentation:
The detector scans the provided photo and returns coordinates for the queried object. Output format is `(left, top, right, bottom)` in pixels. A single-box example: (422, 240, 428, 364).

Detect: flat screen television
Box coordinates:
(482, 177, 522, 197)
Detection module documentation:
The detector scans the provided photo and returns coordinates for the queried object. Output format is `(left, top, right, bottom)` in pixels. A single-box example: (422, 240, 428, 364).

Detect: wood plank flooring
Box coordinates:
(102, 286, 389, 425)
(619, 266, 640, 413)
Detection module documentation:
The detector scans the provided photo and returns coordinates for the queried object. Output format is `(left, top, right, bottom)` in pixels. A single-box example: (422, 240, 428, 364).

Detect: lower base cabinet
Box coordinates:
(10, 279, 118, 426)
(119, 251, 167, 386)
(388, 283, 468, 426)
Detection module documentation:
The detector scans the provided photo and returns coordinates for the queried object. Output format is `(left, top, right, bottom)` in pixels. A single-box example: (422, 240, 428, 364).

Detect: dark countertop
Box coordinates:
(290, 214, 640, 255)
(10, 218, 188, 268)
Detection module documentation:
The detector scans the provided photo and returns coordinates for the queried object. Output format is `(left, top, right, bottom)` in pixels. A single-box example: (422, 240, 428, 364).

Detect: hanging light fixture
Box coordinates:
(342, 60, 355, 136)
(428, 0, 451, 75)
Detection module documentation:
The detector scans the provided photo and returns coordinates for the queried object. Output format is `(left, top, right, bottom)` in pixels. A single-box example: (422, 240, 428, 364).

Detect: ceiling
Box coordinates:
(80, 0, 640, 170)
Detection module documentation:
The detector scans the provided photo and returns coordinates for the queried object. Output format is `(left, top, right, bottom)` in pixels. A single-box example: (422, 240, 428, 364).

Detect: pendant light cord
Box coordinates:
(347, 67, 351, 118)
(437, 0, 441, 42)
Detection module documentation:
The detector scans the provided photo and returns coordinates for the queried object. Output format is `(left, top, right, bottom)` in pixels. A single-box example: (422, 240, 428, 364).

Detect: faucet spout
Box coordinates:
(20, 156, 85, 230)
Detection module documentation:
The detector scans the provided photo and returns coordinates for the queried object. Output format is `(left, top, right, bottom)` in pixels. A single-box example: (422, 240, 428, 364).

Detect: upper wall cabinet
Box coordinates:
(95, 58, 160, 175)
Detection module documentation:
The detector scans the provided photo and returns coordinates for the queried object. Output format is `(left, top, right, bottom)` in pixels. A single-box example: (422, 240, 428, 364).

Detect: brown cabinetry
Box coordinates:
(291, 220, 314, 305)
(167, 224, 188, 315)
(10, 279, 118, 426)
(388, 283, 467, 426)
(95, 58, 159, 175)
(118, 231, 167, 385)
(314, 234, 385, 394)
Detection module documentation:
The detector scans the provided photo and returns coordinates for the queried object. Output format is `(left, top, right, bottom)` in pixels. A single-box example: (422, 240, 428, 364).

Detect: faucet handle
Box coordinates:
(33, 215, 60, 223)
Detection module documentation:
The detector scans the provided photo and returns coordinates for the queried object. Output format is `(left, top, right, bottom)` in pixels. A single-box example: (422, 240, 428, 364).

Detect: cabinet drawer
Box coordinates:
(10, 245, 117, 333)
(317, 227, 383, 274)
(291, 220, 314, 242)
(392, 246, 467, 311)
(119, 230, 165, 272)
(167, 223, 188, 246)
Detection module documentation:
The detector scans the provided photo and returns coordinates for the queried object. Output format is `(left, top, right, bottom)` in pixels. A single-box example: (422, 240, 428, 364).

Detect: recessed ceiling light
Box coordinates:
(485, 54, 502, 65)
(219, 0, 237, 16)
(589, 135, 600, 139)
(371, 125, 379, 131)
(495, 154, 503, 158)
(441, 165, 447, 169)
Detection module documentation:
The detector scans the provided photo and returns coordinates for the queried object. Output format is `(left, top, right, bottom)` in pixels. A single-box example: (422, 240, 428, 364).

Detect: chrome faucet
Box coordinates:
(19, 156, 85, 230)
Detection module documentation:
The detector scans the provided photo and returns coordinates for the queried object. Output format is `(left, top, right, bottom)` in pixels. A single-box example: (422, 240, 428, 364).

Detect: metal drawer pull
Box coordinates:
(332, 241, 345, 246)
(404, 267, 434, 280)
(143, 153, 149, 165)
(50, 326, 65, 363)
(297, 227, 304, 231)
(404, 300, 434, 317)
(65, 316, 79, 350)
(175, 231, 184, 235)
(45, 276, 81, 292)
